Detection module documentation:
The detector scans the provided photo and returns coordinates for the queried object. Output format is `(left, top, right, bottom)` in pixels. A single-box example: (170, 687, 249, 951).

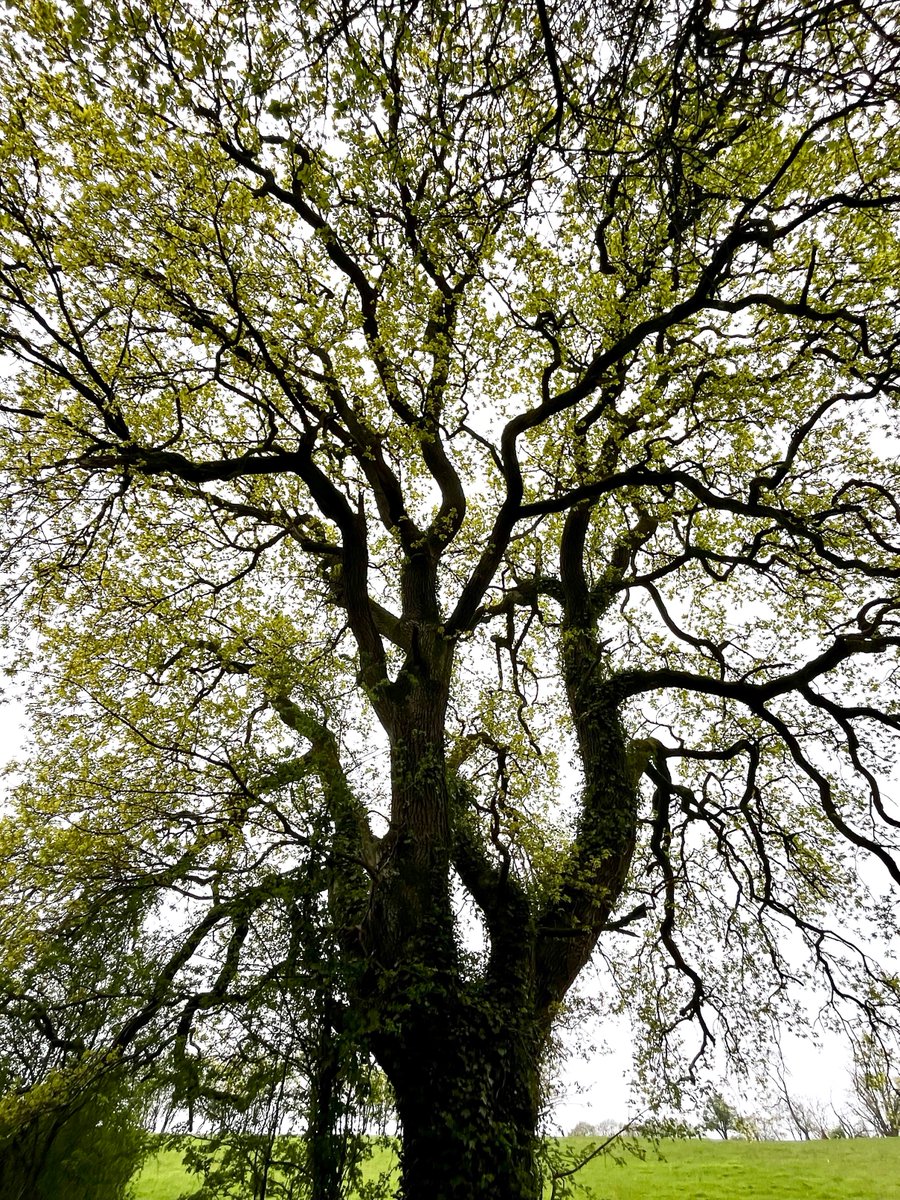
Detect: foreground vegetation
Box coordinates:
(133, 1136, 900, 1200)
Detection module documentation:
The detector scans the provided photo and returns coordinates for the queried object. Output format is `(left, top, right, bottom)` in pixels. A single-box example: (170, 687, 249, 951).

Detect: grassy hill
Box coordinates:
(133, 1135, 900, 1200)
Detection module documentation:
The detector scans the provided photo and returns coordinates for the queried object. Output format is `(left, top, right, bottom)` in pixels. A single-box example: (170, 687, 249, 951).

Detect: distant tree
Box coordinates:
(771, 1067, 852, 1141)
(2, 2, 900, 1198)
(703, 1092, 741, 1140)
(733, 1113, 762, 1141)
(566, 1121, 596, 1138)
(637, 1115, 700, 1140)
(740, 1110, 789, 1143)
(850, 1030, 900, 1138)
(777, 1093, 824, 1141)
(0, 896, 154, 1200)
(0, 1055, 150, 1200)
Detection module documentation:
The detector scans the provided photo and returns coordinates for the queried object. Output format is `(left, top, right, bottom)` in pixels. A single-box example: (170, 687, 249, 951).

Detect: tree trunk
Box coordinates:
(377, 1002, 544, 1200)
(306, 999, 345, 1200)
(361, 651, 550, 1200)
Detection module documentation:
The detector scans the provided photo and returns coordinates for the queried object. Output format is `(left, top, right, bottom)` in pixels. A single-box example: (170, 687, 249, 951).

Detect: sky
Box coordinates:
(553, 1022, 854, 1134)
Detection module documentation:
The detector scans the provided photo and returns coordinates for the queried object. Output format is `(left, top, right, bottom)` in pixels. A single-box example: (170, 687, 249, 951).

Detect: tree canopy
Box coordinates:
(1, 1, 900, 1197)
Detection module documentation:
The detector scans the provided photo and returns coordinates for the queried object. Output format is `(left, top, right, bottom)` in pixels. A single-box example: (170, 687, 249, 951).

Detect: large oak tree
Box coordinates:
(2, 1, 900, 1196)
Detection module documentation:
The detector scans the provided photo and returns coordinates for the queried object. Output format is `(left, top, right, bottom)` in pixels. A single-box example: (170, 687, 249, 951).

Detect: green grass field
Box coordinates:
(557, 1136, 900, 1199)
(133, 1136, 900, 1200)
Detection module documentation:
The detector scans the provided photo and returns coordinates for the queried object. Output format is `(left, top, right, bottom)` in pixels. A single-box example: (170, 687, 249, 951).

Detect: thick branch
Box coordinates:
(270, 694, 379, 877)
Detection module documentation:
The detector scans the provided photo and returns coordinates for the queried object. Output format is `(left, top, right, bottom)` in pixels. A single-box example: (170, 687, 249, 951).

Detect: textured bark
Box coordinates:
(376, 999, 544, 1200)
(359, 665, 553, 1200)
(533, 505, 640, 1007)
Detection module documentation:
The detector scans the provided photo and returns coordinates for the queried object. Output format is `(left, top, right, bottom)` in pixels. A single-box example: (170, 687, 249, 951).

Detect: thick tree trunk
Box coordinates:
(377, 1003, 544, 1200)
(357, 623, 553, 1200)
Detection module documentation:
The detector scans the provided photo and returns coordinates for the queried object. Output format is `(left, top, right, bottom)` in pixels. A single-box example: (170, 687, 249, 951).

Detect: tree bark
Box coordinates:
(360, 662, 549, 1200)
(375, 999, 544, 1200)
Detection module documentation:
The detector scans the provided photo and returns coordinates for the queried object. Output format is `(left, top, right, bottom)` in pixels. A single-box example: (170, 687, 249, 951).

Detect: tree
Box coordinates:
(703, 1092, 741, 1141)
(1, 1, 900, 1197)
(772, 1077, 829, 1141)
(0, 1041, 151, 1200)
(850, 1028, 900, 1137)
(0, 867, 154, 1200)
(770, 1063, 859, 1141)
(0, 1068, 151, 1200)
(568, 1121, 601, 1138)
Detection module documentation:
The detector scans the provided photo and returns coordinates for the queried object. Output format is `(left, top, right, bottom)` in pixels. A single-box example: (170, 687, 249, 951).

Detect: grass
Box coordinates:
(132, 1136, 900, 1200)
(555, 1136, 900, 1199)
(132, 1150, 192, 1200)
